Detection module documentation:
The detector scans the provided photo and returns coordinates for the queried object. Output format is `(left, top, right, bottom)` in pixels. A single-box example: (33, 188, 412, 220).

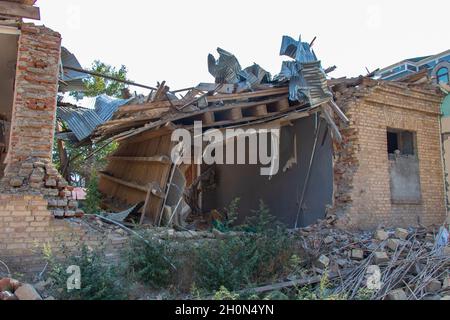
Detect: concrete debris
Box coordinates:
(351, 249, 364, 261)
(374, 229, 389, 241)
(395, 228, 409, 240)
(386, 289, 407, 300)
(425, 279, 442, 293)
(0, 279, 42, 301)
(373, 251, 390, 265)
(294, 218, 450, 300)
(14, 284, 42, 300)
(316, 255, 330, 269)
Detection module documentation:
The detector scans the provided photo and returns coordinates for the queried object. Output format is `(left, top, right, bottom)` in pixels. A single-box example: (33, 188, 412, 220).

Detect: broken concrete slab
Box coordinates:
(387, 239, 403, 251)
(14, 284, 42, 300)
(395, 228, 409, 240)
(374, 229, 389, 241)
(351, 249, 364, 261)
(373, 251, 390, 265)
(316, 255, 330, 269)
(425, 279, 442, 293)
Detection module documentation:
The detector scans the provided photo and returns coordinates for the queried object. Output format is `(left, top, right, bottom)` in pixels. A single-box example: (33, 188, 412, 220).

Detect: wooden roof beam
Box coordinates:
(0, 1, 40, 20)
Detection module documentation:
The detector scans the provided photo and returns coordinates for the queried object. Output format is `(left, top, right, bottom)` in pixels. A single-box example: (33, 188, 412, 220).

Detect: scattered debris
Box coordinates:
(0, 279, 42, 301)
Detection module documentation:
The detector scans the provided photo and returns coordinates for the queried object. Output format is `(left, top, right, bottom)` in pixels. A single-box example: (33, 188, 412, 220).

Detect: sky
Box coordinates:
(37, 0, 449, 94)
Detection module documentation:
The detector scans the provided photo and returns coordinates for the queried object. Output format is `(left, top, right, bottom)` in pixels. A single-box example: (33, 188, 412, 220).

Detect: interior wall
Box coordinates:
(0, 32, 19, 177)
(202, 115, 334, 228)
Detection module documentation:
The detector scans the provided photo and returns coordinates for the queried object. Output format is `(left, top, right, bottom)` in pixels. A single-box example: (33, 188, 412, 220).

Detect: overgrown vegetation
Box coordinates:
(41, 200, 367, 300)
(43, 243, 127, 300)
(125, 200, 300, 296)
(83, 171, 102, 214)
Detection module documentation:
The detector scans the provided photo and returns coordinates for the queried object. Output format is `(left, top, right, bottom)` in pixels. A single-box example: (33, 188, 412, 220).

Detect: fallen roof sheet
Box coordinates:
(60, 47, 88, 93)
(57, 94, 130, 141)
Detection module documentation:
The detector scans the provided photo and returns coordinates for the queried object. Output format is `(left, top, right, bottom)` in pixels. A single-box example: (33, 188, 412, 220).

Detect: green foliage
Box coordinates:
(44, 243, 126, 300)
(245, 200, 278, 233)
(194, 237, 259, 292)
(213, 286, 240, 301)
(125, 202, 299, 295)
(83, 172, 102, 214)
(296, 271, 347, 301)
(354, 288, 375, 300)
(125, 233, 178, 289)
(212, 198, 240, 232)
(71, 60, 129, 99)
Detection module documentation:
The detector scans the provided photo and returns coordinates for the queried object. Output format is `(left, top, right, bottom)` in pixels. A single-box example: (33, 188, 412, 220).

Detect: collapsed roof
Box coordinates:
(92, 35, 346, 145)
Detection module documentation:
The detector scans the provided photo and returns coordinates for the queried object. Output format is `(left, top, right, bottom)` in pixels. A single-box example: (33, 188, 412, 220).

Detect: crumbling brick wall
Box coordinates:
(5, 24, 60, 168)
(332, 80, 446, 229)
(0, 194, 128, 274)
(0, 24, 127, 274)
(0, 24, 79, 217)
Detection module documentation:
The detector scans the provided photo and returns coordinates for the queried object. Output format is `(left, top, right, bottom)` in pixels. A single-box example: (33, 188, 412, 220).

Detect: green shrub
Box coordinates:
(212, 198, 240, 232)
(194, 237, 259, 292)
(84, 172, 102, 214)
(125, 233, 178, 289)
(44, 244, 126, 300)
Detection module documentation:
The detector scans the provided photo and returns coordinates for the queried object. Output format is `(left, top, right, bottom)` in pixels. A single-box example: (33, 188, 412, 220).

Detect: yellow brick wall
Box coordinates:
(0, 194, 127, 274)
(333, 83, 446, 229)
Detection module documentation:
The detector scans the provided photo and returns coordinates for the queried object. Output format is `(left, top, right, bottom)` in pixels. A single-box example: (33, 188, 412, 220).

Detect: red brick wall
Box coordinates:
(332, 82, 446, 229)
(5, 24, 61, 170)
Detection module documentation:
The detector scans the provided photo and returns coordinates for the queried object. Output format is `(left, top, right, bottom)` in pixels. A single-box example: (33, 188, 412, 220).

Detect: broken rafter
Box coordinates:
(108, 155, 171, 165)
(63, 65, 158, 91)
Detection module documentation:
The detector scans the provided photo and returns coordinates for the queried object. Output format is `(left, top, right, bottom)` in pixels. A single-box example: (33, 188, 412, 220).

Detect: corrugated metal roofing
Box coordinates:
(57, 94, 130, 141)
(57, 106, 104, 141)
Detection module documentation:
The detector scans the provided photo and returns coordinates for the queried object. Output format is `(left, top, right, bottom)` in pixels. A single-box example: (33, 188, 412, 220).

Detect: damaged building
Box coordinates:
(94, 38, 448, 230)
(0, 1, 448, 273)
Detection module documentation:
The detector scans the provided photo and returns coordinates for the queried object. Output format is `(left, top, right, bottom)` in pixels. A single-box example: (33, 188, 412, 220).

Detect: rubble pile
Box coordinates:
(296, 219, 450, 300)
(0, 278, 47, 301)
(1, 157, 83, 219)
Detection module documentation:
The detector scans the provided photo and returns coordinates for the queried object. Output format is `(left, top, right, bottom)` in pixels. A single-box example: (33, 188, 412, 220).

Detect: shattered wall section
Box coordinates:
(0, 24, 78, 218)
(5, 24, 60, 167)
(332, 81, 446, 228)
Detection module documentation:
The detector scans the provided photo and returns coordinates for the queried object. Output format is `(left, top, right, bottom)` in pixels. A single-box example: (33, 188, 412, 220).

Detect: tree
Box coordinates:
(71, 60, 129, 98)
(57, 60, 128, 187)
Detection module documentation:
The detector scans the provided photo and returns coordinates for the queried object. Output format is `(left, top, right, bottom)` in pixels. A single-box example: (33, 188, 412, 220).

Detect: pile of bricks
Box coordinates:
(2, 157, 83, 219)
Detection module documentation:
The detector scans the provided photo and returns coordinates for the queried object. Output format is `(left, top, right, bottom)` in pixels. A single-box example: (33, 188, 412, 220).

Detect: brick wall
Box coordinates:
(5, 24, 60, 169)
(0, 194, 127, 275)
(0, 24, 127, 275)
(332, 81, 446, 229)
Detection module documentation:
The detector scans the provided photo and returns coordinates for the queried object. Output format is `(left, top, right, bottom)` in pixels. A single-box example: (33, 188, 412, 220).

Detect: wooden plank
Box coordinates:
(99, 172, 167, 198)
(201, 111, 215, 125)
(0, 1, 40, 20)
(99, 172, 148, 193)
(267, 98, 290, 113)
(140, 187, 153, 224)
(108, 155, 171, 164)
(214, 107, 243, 122)
(242, 104, 267, 118)
(328, 100, 349, 124)
(321, 105, 342, 143)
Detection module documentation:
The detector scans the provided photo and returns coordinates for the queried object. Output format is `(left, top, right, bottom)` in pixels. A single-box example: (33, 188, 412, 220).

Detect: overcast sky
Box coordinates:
(38, 0, 448, 93)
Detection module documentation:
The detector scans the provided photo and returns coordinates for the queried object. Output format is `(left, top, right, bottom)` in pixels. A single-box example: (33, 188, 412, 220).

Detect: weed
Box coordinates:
(44, 243, 126, 300)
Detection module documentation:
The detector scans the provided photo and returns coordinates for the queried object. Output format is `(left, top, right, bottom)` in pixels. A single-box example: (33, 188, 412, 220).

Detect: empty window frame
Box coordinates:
(387, 129, 416, 156)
